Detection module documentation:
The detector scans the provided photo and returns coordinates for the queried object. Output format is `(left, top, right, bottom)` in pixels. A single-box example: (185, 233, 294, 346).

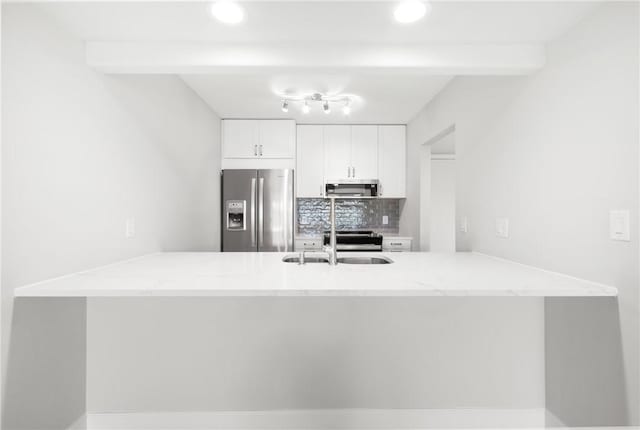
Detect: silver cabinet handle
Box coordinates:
(258, 177, 265, 246)
(259, 145, 263, 156)
(352, 166, 355, 177)
(254, 145, 258, 156)
(320, 185, 323, 196)
(250, 178, 256, 247)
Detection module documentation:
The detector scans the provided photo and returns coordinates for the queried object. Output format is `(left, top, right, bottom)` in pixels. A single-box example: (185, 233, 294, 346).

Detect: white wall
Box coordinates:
(429, 159, 456, 252)
(405, 2, 639, 425)
(1, 4, 221, 428)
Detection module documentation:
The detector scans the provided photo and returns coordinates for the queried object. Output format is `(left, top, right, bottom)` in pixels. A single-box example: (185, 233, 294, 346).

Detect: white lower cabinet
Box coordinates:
(295, 237, 323, 251)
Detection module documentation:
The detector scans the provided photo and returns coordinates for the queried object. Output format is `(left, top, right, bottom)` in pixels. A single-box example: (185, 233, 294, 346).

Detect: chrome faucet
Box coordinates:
(323, 196, 338, 265)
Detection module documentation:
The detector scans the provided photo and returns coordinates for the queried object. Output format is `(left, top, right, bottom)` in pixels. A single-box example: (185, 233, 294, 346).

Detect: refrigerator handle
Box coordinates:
(258, 177, 265, 247)
(250, 177, 256, 247)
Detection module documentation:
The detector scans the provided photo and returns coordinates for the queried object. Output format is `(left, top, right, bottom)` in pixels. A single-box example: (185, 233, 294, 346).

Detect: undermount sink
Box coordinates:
(282, 255, 330, 264)
(337, 256, 394, 265)
(282, 254, 393, 265)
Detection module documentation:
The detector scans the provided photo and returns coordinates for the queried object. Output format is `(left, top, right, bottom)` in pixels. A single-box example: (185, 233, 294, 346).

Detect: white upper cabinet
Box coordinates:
(350, 125, 378, 179)
(378, 125, 406, 198)
(323, 125, 352, 180)
(222, 120, 295, 159)
(259, 120, 296, 158)
(296, 125, 325, 198)
(222, 120, 260, 158)
(296, 124, 406, 198)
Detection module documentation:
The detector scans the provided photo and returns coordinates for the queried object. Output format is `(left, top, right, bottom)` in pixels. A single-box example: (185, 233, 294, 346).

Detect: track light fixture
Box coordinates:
(276, 92, 353, 115)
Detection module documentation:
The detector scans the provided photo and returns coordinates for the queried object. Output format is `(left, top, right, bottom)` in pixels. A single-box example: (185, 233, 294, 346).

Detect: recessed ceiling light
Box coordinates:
(394, 0, 430, 24)
(211, 1, 244, 25)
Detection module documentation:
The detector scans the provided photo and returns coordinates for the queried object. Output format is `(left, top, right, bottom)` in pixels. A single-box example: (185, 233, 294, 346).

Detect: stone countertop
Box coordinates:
(14, 252, 617, 298)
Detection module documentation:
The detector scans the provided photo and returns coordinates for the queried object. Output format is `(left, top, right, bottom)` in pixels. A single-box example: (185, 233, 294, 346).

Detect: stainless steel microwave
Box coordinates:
(325, 180, 379, 197)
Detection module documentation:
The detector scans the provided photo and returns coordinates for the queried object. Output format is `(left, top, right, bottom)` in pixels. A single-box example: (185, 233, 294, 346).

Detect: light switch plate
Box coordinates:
(125, 218, 136, 239)
(496, 217, 509, 239)
(610, 210, 630, 241)
(460, 217, 468, 233)
(382, 215, 389, 225)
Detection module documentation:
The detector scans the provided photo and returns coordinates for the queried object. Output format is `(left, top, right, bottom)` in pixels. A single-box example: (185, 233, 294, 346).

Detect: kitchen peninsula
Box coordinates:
(14, 252, 617, 298)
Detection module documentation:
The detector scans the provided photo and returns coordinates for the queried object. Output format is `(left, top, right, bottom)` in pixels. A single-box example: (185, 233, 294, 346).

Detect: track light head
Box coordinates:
(342, 100, 351, 116)
(302, 101, 310, 114)
(281, 100, 289, 113)
(323, 100, 331, 114)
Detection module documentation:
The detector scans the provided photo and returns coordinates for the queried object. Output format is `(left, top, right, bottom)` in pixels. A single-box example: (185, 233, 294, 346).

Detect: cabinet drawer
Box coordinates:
(382, 238, 412, 252)
(295, 238, 323, 251)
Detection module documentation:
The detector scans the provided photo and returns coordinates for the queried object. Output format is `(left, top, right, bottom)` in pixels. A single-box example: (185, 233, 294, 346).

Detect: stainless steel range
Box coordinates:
(322, 230, 383, 252)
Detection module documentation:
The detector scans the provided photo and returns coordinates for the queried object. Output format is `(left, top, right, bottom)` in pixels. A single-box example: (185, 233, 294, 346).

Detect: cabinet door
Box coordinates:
(296, 126, 325, 197)
(222, 120, 260, 158)
(259, 120, 296, 158)
(323, 125, 352, 180)
(351, 125, 378, 179)
(378, 125, 406, 198)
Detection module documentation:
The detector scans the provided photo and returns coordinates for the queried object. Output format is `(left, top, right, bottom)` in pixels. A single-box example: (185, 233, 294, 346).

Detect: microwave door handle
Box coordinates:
(258, 177, 265, 247)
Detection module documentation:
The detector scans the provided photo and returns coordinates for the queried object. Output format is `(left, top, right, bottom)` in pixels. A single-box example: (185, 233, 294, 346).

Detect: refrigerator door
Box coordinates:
(258, 169, 294, 252)
(222, 170, 258, 252)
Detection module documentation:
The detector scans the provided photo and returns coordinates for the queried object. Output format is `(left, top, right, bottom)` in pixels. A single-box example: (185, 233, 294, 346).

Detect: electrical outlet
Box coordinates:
(496, 217, 509, 238)
(382, 215, 389, 225)
(125, 218, 136, 239)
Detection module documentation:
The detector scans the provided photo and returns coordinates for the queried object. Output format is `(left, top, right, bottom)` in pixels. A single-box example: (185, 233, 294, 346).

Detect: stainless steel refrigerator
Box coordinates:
(221, 169, 294, 252)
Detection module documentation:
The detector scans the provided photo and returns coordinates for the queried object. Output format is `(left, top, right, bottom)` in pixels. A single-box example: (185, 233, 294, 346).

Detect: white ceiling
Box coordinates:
(180, 72, 453, 123)
(37, 1, 600, 123)
(39, 1, 599, 44)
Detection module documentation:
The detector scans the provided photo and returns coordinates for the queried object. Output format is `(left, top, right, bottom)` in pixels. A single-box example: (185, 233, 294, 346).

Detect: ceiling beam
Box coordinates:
(2, 0, 594, 3)
(86, 42, 545, 75)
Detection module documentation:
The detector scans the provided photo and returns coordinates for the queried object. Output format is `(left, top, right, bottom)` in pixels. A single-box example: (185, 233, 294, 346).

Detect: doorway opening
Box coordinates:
(419, 126, 456, 252)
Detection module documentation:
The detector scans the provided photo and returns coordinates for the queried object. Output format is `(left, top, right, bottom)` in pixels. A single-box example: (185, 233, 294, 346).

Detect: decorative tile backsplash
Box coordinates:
(297, 198, 400, 235)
